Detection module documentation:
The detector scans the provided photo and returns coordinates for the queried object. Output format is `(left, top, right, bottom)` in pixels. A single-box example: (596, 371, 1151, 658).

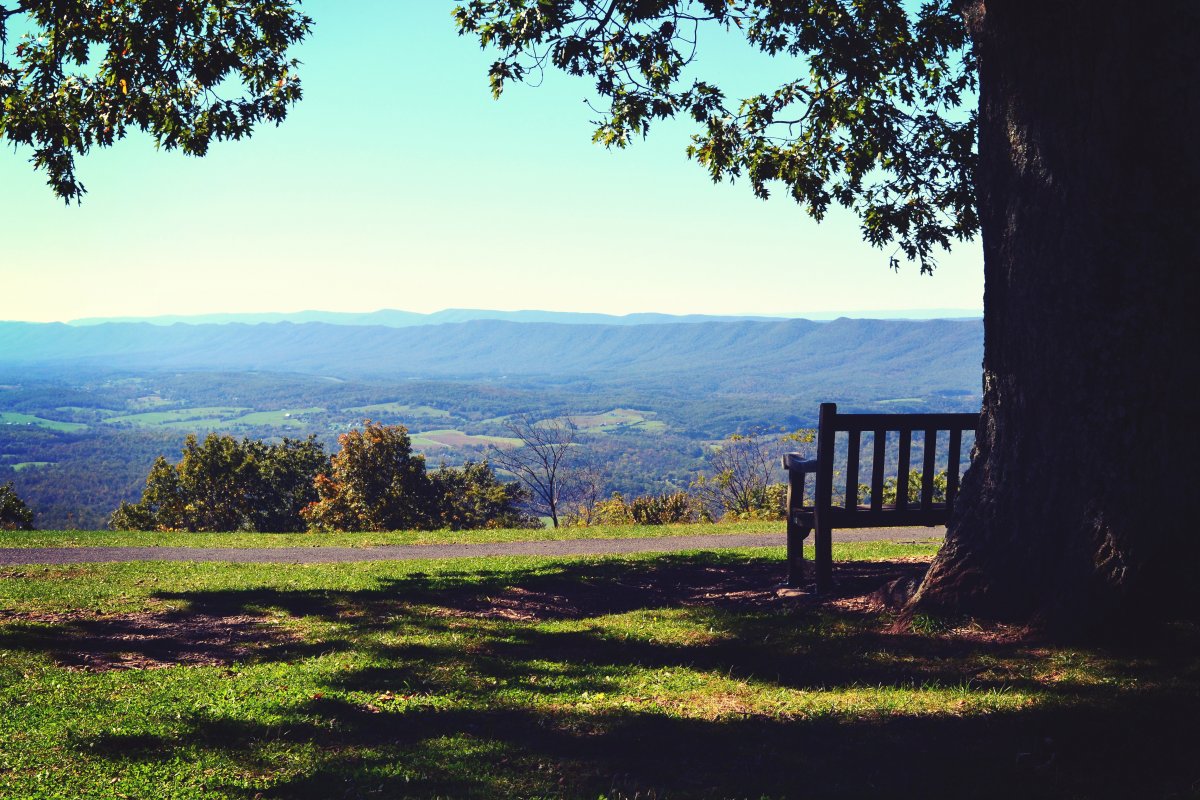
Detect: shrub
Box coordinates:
(110, 434, 325, 532)
(567, 490, 703, 526)
(0, 482, 35, 531)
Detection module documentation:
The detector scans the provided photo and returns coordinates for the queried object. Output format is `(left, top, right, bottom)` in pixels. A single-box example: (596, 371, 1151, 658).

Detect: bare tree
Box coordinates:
(488, 415, 580, 527)
(562, 450, 607, 526)
(692, 429, 815, 519)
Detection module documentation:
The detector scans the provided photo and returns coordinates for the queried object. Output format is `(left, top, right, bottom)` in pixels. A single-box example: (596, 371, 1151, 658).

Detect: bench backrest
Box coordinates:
(792, 402, 978, 527)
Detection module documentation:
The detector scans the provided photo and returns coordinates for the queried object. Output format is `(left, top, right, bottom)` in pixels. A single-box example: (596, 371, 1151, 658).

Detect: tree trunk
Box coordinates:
(910, 1, 1200, 629)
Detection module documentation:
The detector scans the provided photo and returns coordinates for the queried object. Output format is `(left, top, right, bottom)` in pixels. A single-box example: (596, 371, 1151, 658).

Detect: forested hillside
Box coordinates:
(0, 317, 982, 528)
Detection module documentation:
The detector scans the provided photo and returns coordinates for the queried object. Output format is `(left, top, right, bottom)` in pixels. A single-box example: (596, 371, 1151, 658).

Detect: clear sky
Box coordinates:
(0, 2, 983, 324)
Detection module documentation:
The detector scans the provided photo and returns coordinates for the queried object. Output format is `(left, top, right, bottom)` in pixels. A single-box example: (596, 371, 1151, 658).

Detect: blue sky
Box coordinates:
(0, 2, 983, 323)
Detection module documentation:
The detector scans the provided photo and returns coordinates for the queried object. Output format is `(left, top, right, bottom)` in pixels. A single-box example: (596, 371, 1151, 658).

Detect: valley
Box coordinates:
(0, 316, 983, 529)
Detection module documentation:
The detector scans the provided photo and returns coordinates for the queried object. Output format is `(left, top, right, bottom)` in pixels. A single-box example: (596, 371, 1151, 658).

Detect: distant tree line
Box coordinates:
(110, 422, 537, 533)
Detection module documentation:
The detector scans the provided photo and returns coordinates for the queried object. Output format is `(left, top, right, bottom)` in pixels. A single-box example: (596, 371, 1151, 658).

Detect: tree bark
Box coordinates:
(910, 1, 1200, 629)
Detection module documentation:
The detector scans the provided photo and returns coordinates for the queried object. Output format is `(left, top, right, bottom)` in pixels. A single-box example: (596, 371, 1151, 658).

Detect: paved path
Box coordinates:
(0, 528, 944, 565)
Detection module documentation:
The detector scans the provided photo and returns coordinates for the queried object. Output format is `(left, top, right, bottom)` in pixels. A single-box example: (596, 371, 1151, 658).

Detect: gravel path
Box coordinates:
(0, 527, 944, 565)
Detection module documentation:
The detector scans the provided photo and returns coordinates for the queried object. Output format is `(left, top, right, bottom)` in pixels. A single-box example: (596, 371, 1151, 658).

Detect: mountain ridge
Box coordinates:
(0, 317, 983, 399)
(61, 307, 983, 327)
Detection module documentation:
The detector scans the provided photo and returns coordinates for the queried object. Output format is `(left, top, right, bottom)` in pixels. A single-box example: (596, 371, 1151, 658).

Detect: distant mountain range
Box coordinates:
(63, 307, 983, 327)
(0, 317, 983, 399)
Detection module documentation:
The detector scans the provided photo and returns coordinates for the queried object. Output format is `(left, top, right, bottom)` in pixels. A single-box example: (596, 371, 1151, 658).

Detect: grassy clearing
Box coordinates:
(0, 544, 1196, 799)
(10, 461, 53, 471)
(345, 402, 452, 419)
(410, 429, 524, 449)
(0, 412, 87, 432)
(105, 406, 251, 427)
(0, 520, 801, 549)
(225, 408, 326, 428)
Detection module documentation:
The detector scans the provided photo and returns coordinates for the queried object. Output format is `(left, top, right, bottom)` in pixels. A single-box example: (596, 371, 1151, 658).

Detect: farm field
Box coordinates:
(0, 542, 1195, 799)
(0, 412, 86, 432)
(105, 406, 252, 427)
(409, 429, 524, 449)
(104, 407, 327, 430)
(565, 408, 667, 434)
(345, 402, 452, 419)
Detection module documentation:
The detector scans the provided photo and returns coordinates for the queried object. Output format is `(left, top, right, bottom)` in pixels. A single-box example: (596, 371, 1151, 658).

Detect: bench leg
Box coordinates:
(786, 522, 810, 588)
(814, 522, 833, 594)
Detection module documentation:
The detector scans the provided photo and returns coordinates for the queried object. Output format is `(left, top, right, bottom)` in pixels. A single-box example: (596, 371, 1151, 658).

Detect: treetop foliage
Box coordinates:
(109, 432, 324, 532)
(454, 0, 978, 271)
(110, 423, 535, 533)
(0, 0, 310, 201)
(0, 480, 35, 530)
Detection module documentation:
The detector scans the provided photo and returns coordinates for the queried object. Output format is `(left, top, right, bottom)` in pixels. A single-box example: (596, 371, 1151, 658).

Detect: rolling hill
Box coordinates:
(0, 317, 981, 398)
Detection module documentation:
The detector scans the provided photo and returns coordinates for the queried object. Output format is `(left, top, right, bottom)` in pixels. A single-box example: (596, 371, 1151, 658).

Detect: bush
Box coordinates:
(304, 423, 537, 532)
(110, 434, 325, 532)
(567, 490, 704, 526)
(629, 491, 700, 525)
(0, 482, 35, 531)
(430, 460, 540, 530)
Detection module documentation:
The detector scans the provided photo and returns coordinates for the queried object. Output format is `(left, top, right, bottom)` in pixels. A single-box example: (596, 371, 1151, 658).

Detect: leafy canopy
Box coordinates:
(0, 0, 310, 201)
(109, 433, 325, 532)
(0, 481, 35, 530)
(454, 0, 977, 271)
(303, 421, 534, 532)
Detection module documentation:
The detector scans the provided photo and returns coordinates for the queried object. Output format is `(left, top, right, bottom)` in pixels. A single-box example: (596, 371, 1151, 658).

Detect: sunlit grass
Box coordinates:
(0, 544, 1195, 799)
(0, 520, 795, 549)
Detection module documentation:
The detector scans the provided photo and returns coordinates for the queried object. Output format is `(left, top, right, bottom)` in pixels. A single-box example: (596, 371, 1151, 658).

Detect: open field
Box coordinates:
(0, 412, 87, 432)
(345, 402, 452, 419)
(105, 406, 252, 427)
(224, 408, 326, 429)
(10, 461, 52, 471)
(410, 429, 524, 449)
(0, 542, 1196, 799)
(566, 408, 667, 435)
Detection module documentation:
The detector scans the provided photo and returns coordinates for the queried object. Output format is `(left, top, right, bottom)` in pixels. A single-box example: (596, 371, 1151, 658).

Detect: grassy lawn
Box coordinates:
(0, 520, 795, 549)
(0, 543, 1196, 799)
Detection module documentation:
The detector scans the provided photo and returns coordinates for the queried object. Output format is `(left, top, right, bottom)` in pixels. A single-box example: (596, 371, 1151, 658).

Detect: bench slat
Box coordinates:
(819, 411, 977, 433)
(870, 430, 885, 512)
(947, 427, 964, 512)
(896, 429, 912, 511)
(845, 430, 860, 511)
(921, 428, 937, 510)
(793, 506, 952, 527)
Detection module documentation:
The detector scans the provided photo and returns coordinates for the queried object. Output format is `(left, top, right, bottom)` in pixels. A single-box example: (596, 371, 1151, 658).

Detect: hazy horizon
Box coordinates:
(2, 306, 985, 326)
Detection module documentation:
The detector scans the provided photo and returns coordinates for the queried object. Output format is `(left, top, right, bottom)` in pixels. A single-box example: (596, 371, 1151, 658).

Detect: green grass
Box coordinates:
(410, 429, 524, 449)
(345, 402, 452, 419)
(225, 408, 326, 428)
(0, 544, 1196, 799)
(10, 461, 52, 471)
(564, 408, 667, 435)
(0, 412, 87, 432)
(105, 406, 251, 427)
(0, 520, 797, 549)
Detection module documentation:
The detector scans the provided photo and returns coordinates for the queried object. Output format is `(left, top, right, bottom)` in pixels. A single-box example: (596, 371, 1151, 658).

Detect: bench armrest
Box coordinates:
(781, 453, 819, 472)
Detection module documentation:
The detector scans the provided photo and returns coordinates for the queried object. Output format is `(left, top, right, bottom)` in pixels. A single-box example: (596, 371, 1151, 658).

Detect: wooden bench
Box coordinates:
(781, 402, 977, 592)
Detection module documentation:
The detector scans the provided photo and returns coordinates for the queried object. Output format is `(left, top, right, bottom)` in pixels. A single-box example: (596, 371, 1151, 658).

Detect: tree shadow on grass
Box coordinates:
(74, 683, 1200, 799)
(9, 552, 1200, 798)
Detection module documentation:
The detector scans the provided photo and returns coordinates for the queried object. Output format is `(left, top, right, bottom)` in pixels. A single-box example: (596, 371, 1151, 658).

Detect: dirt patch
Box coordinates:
(0, 609, 301, 671)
